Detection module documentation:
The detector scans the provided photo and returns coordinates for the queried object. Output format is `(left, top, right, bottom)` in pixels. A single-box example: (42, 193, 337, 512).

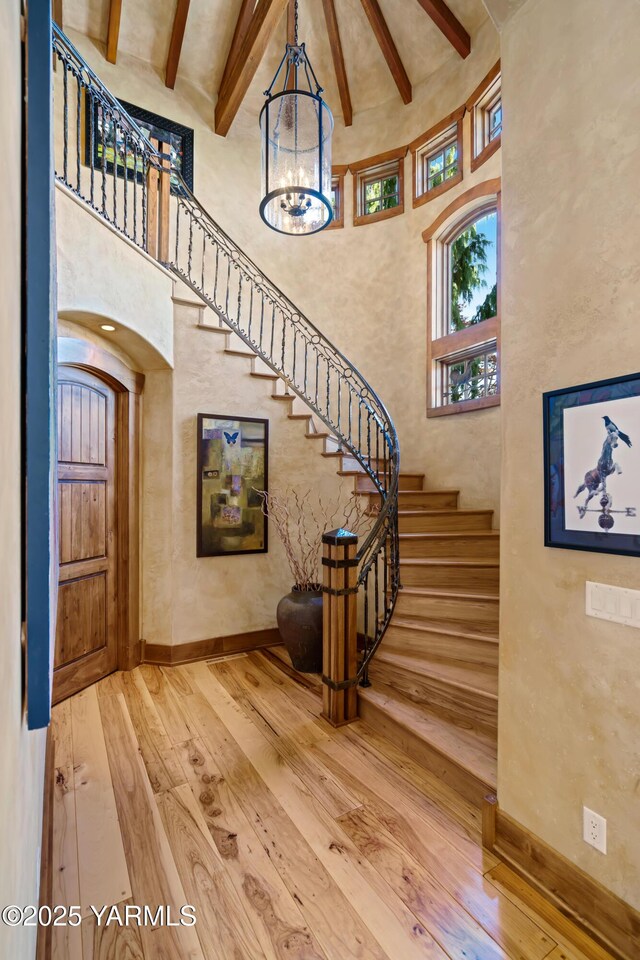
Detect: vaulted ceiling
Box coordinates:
(61, 0, 491, 133)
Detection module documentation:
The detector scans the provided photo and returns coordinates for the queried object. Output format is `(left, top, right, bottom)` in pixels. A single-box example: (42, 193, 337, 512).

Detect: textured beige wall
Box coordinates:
(63, 21, 502, 519)
(499, 0, 640, 910)
(141, 298, 352, 646)
(0, 4, 48, 959)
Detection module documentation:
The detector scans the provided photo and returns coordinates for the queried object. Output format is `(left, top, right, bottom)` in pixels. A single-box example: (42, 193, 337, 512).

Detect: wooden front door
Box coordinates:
(53, 367, 118, 703)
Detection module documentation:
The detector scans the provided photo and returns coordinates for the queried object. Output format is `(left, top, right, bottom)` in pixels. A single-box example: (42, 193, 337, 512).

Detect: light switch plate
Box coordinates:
(585, 581, 640, 628)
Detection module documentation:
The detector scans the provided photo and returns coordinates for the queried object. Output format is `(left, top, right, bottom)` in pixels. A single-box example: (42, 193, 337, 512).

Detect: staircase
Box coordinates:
(52, 25, 497, 806)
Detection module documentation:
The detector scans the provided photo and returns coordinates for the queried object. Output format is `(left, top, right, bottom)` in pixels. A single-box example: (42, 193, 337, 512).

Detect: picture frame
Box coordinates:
(543, 372, 640, 556)
(84, 97, 194, 195)
(196, 414, 269, 558)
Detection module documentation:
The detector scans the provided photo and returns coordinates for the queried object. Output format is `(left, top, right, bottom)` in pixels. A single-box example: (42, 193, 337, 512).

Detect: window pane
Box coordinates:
(427, 153, 444, 179)
(449, 210, 498, 332)
(366, 198, 381, 214)
(365, 180, 381, 201)
(489, 101, 502, 140)
(442, 347, 498, 405)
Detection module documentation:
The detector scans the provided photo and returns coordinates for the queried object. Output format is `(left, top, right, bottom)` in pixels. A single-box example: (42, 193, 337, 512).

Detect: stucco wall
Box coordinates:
(0, 4, 48, 959)
(498, 0, 640, 910)
(62, 22, 502, 518)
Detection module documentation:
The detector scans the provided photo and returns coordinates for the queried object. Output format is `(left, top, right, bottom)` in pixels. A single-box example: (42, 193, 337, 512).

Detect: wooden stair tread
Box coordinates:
(399, 586, 499, 603)
(288, 413, 311, 420)
(250, 371, 279, 380)
(271, 394, 294, 401)
(400, 531, 499, 540)
(397, 489, 459, 496)
(358, 682, 497, 788)
(225, 348, 255, 358)
(305, 432, 330, 439)
(373, 649, 498, 698)
(398, 508, 493, 517)
(399, 558, 499, 567)
(389, 617, 499, 644)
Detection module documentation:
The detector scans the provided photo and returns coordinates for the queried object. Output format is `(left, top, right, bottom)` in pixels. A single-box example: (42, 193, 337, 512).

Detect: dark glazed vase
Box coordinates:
(276, 585, 323, 673)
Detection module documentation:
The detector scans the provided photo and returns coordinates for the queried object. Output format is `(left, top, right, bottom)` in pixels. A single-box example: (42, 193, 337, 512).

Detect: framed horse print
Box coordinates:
(543, 373, 640, 556)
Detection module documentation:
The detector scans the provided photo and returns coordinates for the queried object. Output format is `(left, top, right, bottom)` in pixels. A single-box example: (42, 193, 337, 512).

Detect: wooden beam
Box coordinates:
(216, 0, 290, 137)
(106, 0, 122, 64)
(52, 0, 63, 27)
(165, 0, 191, 89)
(219, 0, 257, 98)
(415, 0, 470, 58)
(359, 0, 411, 104)
(322, 0, 353, 126)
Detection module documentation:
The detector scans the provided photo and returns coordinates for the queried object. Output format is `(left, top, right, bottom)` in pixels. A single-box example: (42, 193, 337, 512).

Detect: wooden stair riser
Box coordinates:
(383, 627, 499, 668)
(395, 592, 499, 632)
(399, 534, 500, 559)
(398, 561, 499, 592)
(355, 473, 424, 493)
(369, 661, 497, 735)
(398, 511, 493, 534)
(367, 490, 458, 510)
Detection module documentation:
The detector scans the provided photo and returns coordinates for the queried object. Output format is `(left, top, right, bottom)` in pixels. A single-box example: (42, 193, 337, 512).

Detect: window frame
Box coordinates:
(349, 146, 407, 227)
(467, 61, 502, 172)
(326, 164, 348, 230)
(409, 106, 464, 208)
(423, 180, 502, 418)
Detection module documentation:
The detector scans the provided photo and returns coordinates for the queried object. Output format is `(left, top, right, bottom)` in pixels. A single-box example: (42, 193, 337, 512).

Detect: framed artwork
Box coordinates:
(197, 414, 269, 557)
(84, 97, 194, 194)
(543, 373, 640, 556)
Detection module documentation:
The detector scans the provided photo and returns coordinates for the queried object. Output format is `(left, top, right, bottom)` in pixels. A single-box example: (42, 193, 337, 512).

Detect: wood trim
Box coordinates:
(359, 0, 412, 104)
(142, 628, 281, 666)
(35, 728, 54, 960)
(431, 315, 498, 360)
(165, 0, 191, 89)
(57, 338, 144, 675)
(351, 148, 406, 227)
(215, 0, 290, 136)
(322, 0, 353, 126)
(415, 0, 471, 58)
(470, 131, 501, 172)
(57, 338, 144, 395)
(106, 0, 122, 64)
(465, 59, 501, 111)
(483, 798, 640, 960)
(410, 110, 464, 209)
(349, 144, 408, 174)
(422, 177, 501, 242)
(427, 394, 500, 417)
(326, 165, 347, 230)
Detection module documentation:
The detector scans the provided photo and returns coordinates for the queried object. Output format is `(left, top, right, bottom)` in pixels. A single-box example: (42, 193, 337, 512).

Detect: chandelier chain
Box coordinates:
(294, 0, 299, 45)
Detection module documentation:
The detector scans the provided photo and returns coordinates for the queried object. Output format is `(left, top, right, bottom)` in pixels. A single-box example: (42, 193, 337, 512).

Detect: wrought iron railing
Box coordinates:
(52, 24, 400, 687)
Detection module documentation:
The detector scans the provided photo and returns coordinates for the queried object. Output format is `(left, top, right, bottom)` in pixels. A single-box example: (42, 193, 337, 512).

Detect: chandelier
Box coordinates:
(259, 0, 334, 236)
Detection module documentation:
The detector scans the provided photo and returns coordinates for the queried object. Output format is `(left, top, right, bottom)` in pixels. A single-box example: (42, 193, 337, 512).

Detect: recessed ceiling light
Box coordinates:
(100, 324, 116, 332)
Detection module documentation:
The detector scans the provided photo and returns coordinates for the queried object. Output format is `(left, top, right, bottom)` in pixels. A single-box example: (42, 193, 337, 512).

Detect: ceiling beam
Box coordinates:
(216, 0, 290, 137)
(322, 0, 353, 126)
(166, 0, 191, 88)
(415, 0, 470, 58)
(219, 0, 257, 98)
(359, 0, 411, 105)
(106, 0, 122, 64)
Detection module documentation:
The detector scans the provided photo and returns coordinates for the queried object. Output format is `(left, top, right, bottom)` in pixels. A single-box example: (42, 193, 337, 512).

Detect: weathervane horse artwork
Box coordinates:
(574, 416, 633, 526)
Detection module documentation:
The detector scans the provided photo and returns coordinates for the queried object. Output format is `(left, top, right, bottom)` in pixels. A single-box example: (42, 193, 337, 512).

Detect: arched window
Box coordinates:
(423, 180, 501, 416)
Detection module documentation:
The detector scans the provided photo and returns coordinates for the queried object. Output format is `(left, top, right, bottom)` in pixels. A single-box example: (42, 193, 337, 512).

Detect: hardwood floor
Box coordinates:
(50, 652, 614, 960)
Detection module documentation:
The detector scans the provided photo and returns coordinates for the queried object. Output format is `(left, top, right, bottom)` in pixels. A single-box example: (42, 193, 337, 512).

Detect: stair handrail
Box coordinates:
(52, 23, 400, 687)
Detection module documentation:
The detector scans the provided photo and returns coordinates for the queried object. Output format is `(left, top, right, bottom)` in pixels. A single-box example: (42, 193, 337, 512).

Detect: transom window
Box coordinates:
(442, 346, 498, 407)
(350, 148, 406, 226)
(410, 110, 463, 207)
(467, 62, 502, 171)
(361, 166, 400, 215)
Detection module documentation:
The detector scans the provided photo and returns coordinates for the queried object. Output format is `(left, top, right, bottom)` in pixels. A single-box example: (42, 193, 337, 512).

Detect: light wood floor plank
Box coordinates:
(183, 684, 437, 960)
(139, 664, 195, 744)
(339, 805, 509, 960)
(70, 686, 132, 916)
(314, 737, 554, 959)
(119, 668, 186, 794)
(98, 692, 204, 960)
(486, 864, 617, 960)
(187, 662, 451, 960)
(175, 737, 329, 960)
(51, 701, 83, 960)
(157, 784, 267, 960)
(81, 898, 144, 960)
(213, 659, 362, 819)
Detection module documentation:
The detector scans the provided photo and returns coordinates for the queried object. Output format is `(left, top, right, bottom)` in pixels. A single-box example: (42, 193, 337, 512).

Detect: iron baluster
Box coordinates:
(270, 304, 276, 363)
(187, 212, 194, 278)
(141, 152, 147, 251)
(337, 378, 341, 433)
(213, 242, 219, 306)
(112, 116, 117, 225)
(237, 272, 243, 328)
(259, 294, 265, 350)
(200, 228, 206, 292)
(224, 256, 231, 317)
(89, 89, 95, 207)
(247, 281, 254, 341)
(123, 131, 128, 236)
(133, 143, 138, 243)
(280, 315, 286, 372)
(292, 326, 297, 385)
(75, 73, 81, 191)
(174, 197, 180, 265)
(62, 61, 68, 183)
(314, 354, 319, 408)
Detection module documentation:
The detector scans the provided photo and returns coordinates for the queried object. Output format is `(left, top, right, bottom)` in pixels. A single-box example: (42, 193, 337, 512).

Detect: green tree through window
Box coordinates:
(450, 211, 497, 332)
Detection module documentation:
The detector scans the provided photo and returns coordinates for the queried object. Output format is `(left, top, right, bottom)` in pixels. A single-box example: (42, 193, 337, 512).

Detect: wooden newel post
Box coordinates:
(146, 138, 171, 262)
(146, 137, 160, 259)
(321, 527, 359, 727)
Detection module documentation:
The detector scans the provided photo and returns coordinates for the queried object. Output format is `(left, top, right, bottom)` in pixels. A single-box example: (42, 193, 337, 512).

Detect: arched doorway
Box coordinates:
(53, 338, 143, 703)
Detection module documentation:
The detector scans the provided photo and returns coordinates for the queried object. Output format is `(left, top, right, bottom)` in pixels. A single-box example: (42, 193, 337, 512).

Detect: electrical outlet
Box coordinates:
(583, 806, 607, 854)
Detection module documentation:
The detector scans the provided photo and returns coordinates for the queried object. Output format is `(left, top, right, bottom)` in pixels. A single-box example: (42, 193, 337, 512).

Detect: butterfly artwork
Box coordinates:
(224, 431, 239, 445)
